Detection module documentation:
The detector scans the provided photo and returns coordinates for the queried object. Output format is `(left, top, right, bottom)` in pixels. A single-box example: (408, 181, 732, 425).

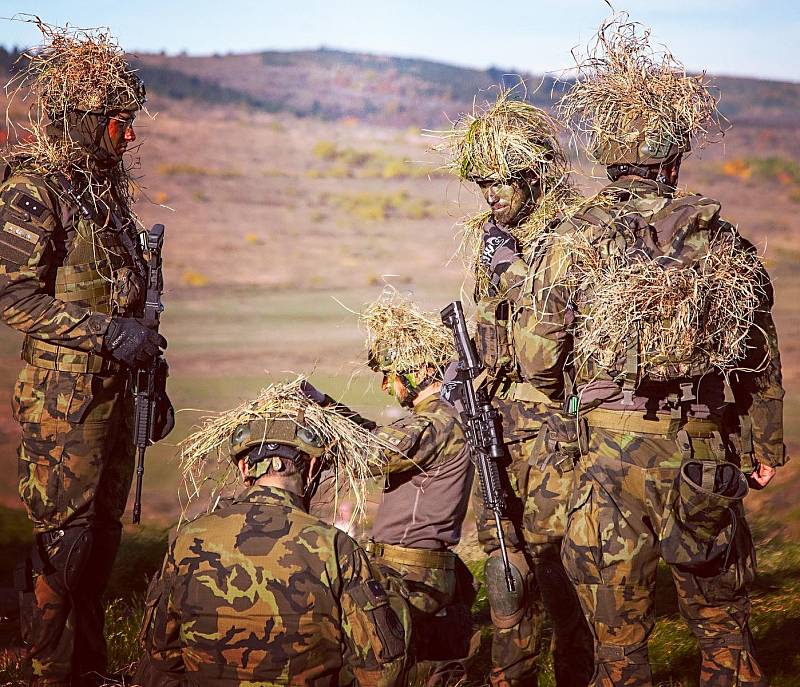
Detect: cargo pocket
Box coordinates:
(661, 460, 748, 573)
(561, 475, 603, 585)
(346, 578, 406, 663)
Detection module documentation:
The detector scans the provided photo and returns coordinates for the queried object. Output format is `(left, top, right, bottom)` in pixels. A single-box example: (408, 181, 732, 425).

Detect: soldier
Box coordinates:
(302, 288, 476, 685)
(498, 17, 784, 686)
(443, 90, 593, 686)
(1, 24, 168, 687)
(135, 381, 407, 687)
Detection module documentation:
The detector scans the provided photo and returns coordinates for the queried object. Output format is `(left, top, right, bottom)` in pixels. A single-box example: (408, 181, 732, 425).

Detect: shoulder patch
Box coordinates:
(12, 192, 48, 219)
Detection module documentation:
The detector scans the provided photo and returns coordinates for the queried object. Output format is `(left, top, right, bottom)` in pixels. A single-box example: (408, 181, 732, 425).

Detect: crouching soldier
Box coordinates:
(134, 381, 408, 687)
(303, 288, 476, 685)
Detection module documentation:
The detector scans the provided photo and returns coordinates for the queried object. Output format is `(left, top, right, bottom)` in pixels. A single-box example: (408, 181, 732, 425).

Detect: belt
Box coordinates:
(365, 541, 455, 570)
(584, 408, 721, 439)
(22, 337, 120, 374)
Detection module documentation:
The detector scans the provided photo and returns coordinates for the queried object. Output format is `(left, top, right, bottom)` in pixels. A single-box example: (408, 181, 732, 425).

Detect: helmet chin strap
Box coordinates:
(397, 369, 438, 408)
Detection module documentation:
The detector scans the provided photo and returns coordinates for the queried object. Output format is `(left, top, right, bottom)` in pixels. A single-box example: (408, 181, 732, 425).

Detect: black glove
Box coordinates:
(480, 222, 519, 270)
(104, 317, 167, 368)
(299, 380, 327, 405)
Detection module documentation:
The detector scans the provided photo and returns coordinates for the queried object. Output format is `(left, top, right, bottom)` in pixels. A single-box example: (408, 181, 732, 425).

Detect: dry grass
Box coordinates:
(553, 220, 768, 380)
(559, 13, 722, 164)
(360, 286, 455, 374)
(177, 376, 394, 523)
(6, 17, 145, 119)
(435, 85, 569, 186)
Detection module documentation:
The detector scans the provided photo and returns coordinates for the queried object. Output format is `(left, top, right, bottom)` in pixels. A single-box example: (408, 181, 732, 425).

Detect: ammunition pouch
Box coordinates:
(22, 336, 121, 375)
(661, 460, 749, 574)
(532, 412, 584, 474)
(474, 299, 513, 377)
(484, 549, 528, 629)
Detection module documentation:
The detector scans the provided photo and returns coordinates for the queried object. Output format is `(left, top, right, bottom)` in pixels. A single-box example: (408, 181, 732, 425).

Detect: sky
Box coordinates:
(1, 0, 798, 82)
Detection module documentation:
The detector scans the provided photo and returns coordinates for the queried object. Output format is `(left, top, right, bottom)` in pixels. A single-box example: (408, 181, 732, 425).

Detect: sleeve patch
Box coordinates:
(11, 192, 48, 219)
(4, 221, 40, 245)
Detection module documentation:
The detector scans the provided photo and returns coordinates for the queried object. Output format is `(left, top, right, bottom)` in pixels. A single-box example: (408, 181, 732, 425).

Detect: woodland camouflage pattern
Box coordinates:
(137, 485, 407, 687)
(2, 160, 145, 685)
(474, 245, 593, 687)
(515, 178, 784, 686)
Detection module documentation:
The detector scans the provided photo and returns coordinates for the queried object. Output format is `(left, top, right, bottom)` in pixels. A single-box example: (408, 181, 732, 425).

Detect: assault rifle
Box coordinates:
(441, 300, 516, 592)
(132, 223, 168, 524)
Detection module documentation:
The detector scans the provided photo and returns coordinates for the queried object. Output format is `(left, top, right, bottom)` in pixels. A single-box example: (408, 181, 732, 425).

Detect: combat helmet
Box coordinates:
(560, 14, 721, 169)
(10, 20, 146, 120)
(229, 413, 327, 479)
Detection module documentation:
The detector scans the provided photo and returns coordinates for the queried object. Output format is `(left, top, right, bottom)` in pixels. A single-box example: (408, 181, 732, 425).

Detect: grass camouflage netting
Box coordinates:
(6, 17, 145, 120)
(437, 86, 569, 184)
(460, 183, 582, 302)
(178, 376, 393, 523)
(360, 286, 455, 374)
(559, 13, 722, 163)
(551, 225, 767, 380)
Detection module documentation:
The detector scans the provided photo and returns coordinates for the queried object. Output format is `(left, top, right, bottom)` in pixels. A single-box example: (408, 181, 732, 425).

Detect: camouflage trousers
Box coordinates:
(562, 426, 766, 687)
(371, 546, 477, 686)
(14, 366, 135, 686)
(474, 439, 593, 687)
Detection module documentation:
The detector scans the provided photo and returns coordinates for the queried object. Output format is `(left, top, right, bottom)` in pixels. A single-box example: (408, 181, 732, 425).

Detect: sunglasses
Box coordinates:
(108, 113, 136, 131)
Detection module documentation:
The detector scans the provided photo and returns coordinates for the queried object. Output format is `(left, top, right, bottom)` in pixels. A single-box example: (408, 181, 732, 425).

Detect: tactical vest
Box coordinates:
(22, 174, 145, 373)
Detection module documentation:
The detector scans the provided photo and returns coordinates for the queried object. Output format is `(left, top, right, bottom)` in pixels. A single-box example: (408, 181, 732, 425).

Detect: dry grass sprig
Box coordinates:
(7, 17, 145, 119)
(435, 86, 569, 184)
(559, 13, 722, 163)
(360, 286, 455, 374)
(460, 183, 583, 302)
(178, 376, 394, 522)
(553, 225, 766, 380)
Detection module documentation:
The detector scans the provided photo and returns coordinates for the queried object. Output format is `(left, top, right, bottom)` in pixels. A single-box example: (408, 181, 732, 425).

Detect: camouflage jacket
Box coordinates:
(510, 177, 785, 467)
(139, 485, 406, 687)
(475, 220, 565, 442)
(369, 394, 473, 549)
(0, 162, 145, 354)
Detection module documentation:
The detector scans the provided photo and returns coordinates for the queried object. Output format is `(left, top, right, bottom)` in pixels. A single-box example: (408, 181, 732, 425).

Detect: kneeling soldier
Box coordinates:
(134, 380, 407, 687)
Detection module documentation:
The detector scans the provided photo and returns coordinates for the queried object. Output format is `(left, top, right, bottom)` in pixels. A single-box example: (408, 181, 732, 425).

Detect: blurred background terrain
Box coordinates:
(0, 28, 799, 684)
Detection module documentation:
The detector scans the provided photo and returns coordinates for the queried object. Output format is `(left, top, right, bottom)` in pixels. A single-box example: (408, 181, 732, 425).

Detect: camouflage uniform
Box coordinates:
(135, 484, 407, 687)
(366, 394, 476, 678)
(474, 244, 594, 687)
(520, 177, 785, 686)
(2, 164, 147, 685)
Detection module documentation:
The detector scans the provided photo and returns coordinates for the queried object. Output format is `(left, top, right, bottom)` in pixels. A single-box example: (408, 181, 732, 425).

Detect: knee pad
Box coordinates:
(37, 525, 94, 594)
(484, 550, 529, 629)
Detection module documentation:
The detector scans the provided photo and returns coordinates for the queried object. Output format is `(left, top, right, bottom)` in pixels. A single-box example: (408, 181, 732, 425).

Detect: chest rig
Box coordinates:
(22, 173, 146, 374)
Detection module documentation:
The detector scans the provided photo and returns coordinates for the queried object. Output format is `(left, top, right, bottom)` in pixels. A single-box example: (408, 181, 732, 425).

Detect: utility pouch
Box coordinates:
(532, 412, 582, 474)
(474, 299, 512, 375)
(349, 578, 406, 662)
(661, 460, 749, 572)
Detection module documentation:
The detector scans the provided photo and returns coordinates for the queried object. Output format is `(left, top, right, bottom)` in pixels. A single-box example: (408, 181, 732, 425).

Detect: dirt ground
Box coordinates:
(0, 100, 798, 531)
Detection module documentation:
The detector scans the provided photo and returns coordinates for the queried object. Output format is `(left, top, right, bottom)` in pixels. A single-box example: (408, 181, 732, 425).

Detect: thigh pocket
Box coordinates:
(13, 367, 99, 427)
(561, 476, 603, 585)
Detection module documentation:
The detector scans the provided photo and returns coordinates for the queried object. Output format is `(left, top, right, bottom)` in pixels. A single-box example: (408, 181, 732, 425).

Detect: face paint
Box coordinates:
(477, 176, 540, 227)
(105, 112, 136, 156)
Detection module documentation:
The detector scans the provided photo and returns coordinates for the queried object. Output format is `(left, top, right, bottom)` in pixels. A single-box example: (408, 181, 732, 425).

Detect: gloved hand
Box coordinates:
(300, 380, 327, 405)
(439, 361, 466, 414)
(480, 222, 520, 270)
(104, 317, 166, 368)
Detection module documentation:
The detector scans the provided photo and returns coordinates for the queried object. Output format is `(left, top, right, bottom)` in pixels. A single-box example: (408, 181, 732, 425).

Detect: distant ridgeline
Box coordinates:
(2, 45, 799, 128)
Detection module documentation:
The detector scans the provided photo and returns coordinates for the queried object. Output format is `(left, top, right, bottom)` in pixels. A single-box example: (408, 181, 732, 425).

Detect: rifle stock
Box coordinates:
(441, 301, 516, 592)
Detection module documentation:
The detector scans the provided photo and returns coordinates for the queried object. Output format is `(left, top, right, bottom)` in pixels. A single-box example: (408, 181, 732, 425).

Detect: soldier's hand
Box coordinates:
(747, 462, 776, 490)
(300, 380, 327, 405)
(481, 222, 519, 270)
(104, 317, 167, 368)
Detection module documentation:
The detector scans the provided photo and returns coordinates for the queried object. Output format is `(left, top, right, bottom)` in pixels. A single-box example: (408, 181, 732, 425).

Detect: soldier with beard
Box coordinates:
(1, 23, 168, 686)
(442, 89, 593, 687)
